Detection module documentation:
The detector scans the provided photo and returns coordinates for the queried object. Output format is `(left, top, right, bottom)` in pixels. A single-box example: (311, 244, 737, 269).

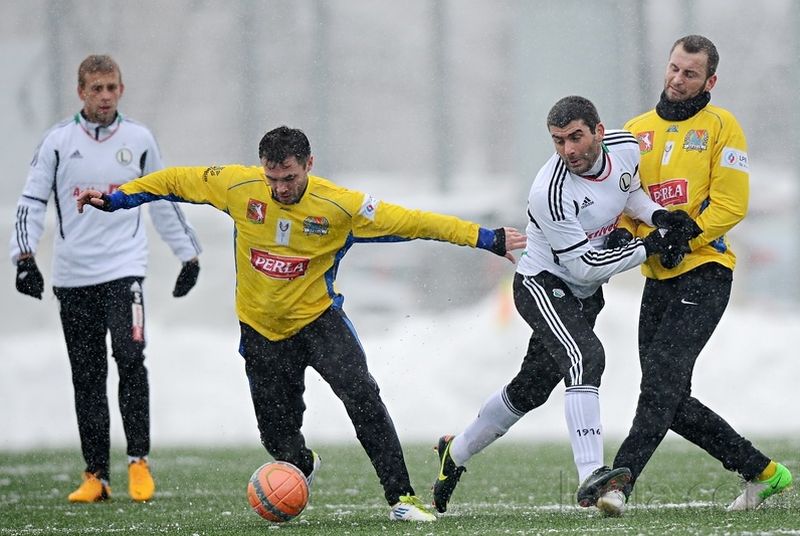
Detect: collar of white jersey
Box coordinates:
(579, 144, 611, 182)
(74, 111, 124, 142)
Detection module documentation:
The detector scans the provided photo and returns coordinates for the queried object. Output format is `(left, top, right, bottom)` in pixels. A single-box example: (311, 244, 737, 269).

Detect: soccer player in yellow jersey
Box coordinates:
(77, 126, 526, 522)
(594, 35, 792, 515)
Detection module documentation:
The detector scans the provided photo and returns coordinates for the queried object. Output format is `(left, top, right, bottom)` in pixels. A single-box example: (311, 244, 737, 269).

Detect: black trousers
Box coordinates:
(240, 307, 413, 505)
(613, 263, 769, 487)
(54, 277, 149, 482)
(505, 272, 606, 412)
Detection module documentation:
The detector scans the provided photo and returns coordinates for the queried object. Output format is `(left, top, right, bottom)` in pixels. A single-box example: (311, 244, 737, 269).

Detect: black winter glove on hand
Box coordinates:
(641, 229, 670, 257)
(488, 228, 507, 257)
(604, 228, 633, 249)
(651, 209, 702, 241)
(659, 243, 691, 269)
(658, 229, 692, 269)
(173, 259, 200, 297)
(16, 257, 44, 299)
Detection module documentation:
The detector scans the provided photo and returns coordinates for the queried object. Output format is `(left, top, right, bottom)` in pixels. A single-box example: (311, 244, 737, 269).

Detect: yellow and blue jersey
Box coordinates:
(621, 103, 749, 280)
(110, 165, 485, 340)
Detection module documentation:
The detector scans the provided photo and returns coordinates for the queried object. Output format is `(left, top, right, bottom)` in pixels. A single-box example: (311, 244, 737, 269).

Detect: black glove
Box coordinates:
(487, 228, 507, 257)
(604, 228, 633, 249)
(641, 229, 670, 257)
(659, 228, 692, 269)
(173, 259, 200, 297)
(16, 257, 44, 299)
(659, 241, 691, 269)
(651, 209, 702, 241)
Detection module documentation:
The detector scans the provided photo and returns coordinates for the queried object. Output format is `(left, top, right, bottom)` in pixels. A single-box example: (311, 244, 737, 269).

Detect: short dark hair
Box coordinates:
(671, 34, 719, 78)
(546, 96, 601, 134)
(78, 55, 121, 89)
(258, 126, 311, 164)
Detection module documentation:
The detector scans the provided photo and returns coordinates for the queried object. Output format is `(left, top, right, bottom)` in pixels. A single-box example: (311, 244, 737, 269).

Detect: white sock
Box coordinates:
(451, 386, 524, 466)
(128, 455, 147, 465)
(564, 386, 603, 483)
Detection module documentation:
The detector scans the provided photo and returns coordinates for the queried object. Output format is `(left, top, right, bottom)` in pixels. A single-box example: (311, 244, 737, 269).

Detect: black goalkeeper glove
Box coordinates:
(604, 228, 633, 249)
(173, 259, 200, 297)
(16, 257, 44, 299)
(651, 209, 702, 241)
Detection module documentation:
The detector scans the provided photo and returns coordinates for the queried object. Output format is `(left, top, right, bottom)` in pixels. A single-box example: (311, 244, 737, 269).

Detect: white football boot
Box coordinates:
(596, 489, 626, 517)
(389, 494, 437, 521)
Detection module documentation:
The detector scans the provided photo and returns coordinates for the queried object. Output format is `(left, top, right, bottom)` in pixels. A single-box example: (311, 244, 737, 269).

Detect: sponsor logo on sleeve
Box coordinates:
(247, 199, 267, 223)
(721, 147, 749, 171)
(359, 194, 379, 221)
(648, 179, 688, 206)
(303, 216, 329, 236)
(636, 131, 654, 153)
(683, 130, 708, 152)
(250, 249, 309, 280)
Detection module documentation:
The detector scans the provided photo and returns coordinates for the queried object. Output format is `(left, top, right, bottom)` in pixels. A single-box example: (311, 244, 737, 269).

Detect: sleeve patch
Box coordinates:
(359, 194, 379, 221)
(720, 148, 749, 171)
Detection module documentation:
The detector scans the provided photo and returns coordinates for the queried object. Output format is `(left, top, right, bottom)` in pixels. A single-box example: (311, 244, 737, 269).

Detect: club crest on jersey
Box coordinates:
(648, 179, 688, 206)
(303, 216, 329, 236)
(636, 131, 654, 153)
(619, 172, 632, 192)
(247, 199, 267, 223)
(115, 147, 133, 166)
(250, 249, 309, 280)
(683, 130, 708, 152)
(202, 165, 224, 182)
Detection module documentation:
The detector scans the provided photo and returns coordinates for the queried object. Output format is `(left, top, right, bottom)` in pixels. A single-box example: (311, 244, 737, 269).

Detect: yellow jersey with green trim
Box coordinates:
(115, 165, 482, 340)
(623, 103, 749, 280)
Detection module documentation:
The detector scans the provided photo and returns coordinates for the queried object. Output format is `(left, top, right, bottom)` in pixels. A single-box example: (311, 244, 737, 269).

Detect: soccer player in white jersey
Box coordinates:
(432, 95, 700, 514)
(9, 55, 202, 503)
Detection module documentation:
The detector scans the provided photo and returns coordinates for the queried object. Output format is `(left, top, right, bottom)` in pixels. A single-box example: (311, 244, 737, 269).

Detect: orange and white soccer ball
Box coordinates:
(246, 461, 309, 522)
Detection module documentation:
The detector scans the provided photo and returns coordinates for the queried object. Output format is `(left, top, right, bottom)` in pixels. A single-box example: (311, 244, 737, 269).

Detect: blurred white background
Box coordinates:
(1, 0, 798, 450)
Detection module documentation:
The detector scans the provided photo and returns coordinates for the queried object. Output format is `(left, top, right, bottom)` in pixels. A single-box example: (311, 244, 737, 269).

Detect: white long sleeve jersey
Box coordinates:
(516, 130, 663, 298)
(10, 112, 201, 287)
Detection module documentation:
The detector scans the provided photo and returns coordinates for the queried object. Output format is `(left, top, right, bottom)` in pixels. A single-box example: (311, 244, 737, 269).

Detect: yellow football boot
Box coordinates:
(68, 472, 110, 503)
(128, 459, 155, 502)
